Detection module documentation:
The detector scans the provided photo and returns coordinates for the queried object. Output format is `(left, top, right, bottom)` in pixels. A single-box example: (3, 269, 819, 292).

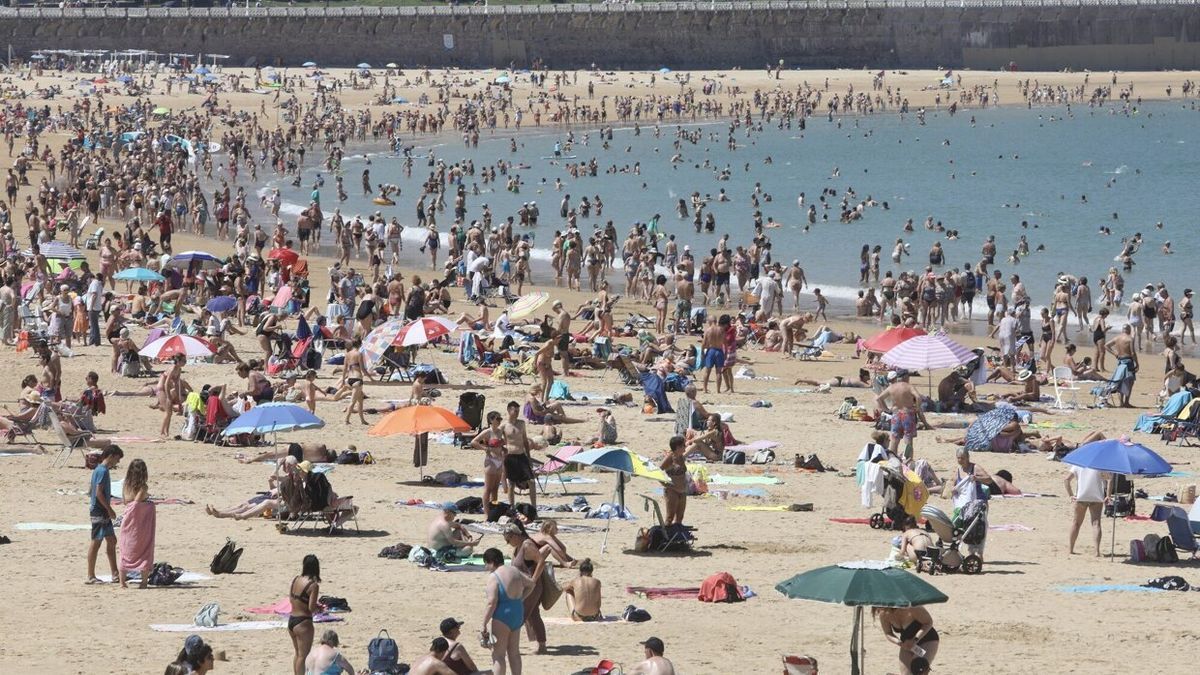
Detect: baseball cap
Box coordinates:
(640, 637, 665, 654)
(440, 501, 459, 513)
(439, 617, 464, 635)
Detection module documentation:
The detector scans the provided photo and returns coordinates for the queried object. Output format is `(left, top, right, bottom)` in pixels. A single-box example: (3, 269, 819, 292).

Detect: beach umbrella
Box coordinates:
(361, 319, 408, 364)
(570, 447, 668, 510)
(166, 251, 221, 270)
(221, 402, 324, 437)
(881, 333, 976, 372)
(494, 75, 511, 84)
(776, 561, 948, 675)
(1063, 436, 1173, 559)
(962, 405, 1019, 452)
(138, 334, 215, 360)
(194, 66, 210, 75)
(395, 316, 458, 347)
(356, 63, 371, 69)
(658, 67, 671, 74)
(302, 61, 317, 68)
(206, 295, 237, 314)
(368, 404, 471, 437)
(862, 326, 926, 354)
(117, 75, 133, 83)
(267, 247, 299, 267)
(507, 292, 550, 320)
(26, 241, 85, 262)
(113, 267, 165, 283)
(152, 106, 170, 115)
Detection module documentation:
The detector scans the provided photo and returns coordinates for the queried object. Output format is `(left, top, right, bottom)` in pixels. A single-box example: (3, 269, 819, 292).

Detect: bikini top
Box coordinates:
(291, 576, 316, 604)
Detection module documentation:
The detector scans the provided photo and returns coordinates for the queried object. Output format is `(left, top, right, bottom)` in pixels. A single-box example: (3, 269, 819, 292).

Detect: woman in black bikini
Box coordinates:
(874, 605, 939, 675)
(288, 554, 321, 675)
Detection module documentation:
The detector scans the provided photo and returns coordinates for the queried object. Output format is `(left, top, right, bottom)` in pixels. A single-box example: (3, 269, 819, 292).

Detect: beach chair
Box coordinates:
(592, 336, 613, 365)
(614, 354, 642, 387)
(454, 392, 486, 446)
(536, 445, 586, 495)
(279, 498, 361, 535)
(48, 407, 91, 468)
(376, 345, 413, 383)
(1150, 504, 1199, 559)
(1089, 370, 1122, 408)
(1051, 366, 1081, 409)
(636, 493, 695, 552)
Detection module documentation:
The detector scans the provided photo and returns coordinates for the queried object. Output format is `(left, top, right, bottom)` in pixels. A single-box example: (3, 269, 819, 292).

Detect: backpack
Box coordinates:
(455, 496, 484, 514)
(1156, 536, 1179, 564)
(209, 538, 243, 575)
(1129, 538, 1147, 563)
(750, 449, 776, 465)
(336, 450, 362, 465)
(513, 502, 538, 522)
(367, 629, 400, 673)
(486, 501, 512, 523)
(434, 470, 467, 487)
(194, 602, 220, 628)
(305, 472, 333, 511)
(621, 604, 651, 622)
(378, 543, 413, 560)
(148, 562, 184, 586)
(722, 449, 746, 465)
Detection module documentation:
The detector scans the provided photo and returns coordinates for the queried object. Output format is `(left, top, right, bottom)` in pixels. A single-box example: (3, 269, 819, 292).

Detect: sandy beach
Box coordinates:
(1, 64, 1198, 675)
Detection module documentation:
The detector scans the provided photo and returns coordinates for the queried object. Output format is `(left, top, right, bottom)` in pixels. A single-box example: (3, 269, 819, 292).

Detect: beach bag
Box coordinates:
(378, 543, 413, 560)
(751, 449, 776, 465)
(194, 602, 220, 628)
(336, 450, 362, 465)
(306, 472, 333, 511)
(1156, 536, 1179, 564)
(1144, 576, 1190, 591)
(1129, 539, 1147, 563)
(209, 538, 243, 575)
(367, 629, 400, 673)
(783, 655, 819, 675)
(591, 659, 620, 675)
(455, 496, 484, 514)
(486, 501, 511, 523)
(621, 605, 651, 622)
(434, 470, 467, 487)
(514, 502, 538, 522)
(540, 565, 563, 610)
(148, 562, 184, 587)
(722, 449, 746, 465)
(698, 572, 744, 603)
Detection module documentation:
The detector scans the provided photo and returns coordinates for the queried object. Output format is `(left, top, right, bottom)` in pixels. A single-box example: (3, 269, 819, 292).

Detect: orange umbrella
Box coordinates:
(368, 405, 471, 437)
(862, 326, 926, 353)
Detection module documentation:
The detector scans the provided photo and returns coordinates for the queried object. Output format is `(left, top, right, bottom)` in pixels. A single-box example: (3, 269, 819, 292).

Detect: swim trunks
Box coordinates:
(889, 409, 917, 441)
(702, 348, 726, 369)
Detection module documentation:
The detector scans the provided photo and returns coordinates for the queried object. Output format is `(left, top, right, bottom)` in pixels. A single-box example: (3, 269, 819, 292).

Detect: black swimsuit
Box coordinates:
(288, 577, 316, 631)
(899, 620, 940, 645)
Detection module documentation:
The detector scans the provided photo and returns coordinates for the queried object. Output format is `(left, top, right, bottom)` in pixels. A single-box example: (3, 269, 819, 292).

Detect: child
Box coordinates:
(813, 288, 829, 321)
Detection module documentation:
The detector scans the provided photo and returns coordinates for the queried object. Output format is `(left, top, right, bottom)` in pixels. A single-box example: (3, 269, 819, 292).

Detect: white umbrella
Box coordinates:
(882, 333, 977, 371)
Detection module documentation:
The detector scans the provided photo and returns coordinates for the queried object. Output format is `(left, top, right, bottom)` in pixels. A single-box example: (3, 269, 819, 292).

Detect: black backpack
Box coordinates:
(486, 501, 511, 523)
(209, 538, 243, 575)
(148, 562, 184, 586)
(455, 496, 484, 514)
(1156, 536, 1180, 564)
(722, 449, 746, 465)
(306, 472, 333, 511)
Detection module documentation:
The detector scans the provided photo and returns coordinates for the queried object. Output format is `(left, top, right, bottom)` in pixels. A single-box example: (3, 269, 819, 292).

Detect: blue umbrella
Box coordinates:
(963, 405, 1018, 452)
(206, 295, 237, 314)
(113, 267, 165, 283)
(659, 67, 671, 74)
(166, 251, 222, 270)
(222, 403, 324, 437)
(1062, 438, 1172, 476)
(194, 66, 210, 75)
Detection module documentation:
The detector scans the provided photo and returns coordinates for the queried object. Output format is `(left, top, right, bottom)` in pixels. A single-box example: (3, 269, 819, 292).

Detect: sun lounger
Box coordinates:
(278, 499, 360, 535)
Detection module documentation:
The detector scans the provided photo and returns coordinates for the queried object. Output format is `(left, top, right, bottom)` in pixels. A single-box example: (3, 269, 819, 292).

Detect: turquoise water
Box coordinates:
(266, 101, 1200, 305)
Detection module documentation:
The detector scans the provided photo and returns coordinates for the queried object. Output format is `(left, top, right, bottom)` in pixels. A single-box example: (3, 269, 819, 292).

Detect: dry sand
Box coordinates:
(0, 65, 1198, 674)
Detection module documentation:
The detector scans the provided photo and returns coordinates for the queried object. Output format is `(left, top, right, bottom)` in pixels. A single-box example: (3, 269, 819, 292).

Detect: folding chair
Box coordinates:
(49, 407, 91, 468)
(1051, 366, 1080, 409)
(615, 354, 642, 387)
(377, 345, 413, 383)
(637, 493, 695, 552)
(536, 445, 586, 495)
(1150, 504, 1199, 559)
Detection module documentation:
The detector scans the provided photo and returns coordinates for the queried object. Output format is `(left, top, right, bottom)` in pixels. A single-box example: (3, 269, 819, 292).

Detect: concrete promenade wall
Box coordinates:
(1, 1, 1198, 71)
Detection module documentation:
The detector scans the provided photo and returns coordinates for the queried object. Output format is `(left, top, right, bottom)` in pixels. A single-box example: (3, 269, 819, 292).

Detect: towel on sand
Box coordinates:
(15, 522, 92, 531)
(543, 615, 624, 625)
(244, 599, 343, 622)
(151, 622, 286, 632)
(730, 505, 796, 512)
(98, 571, 211, 584)
(707, 475, 782, 486)
(118, 500, 156, 575)
(626, 585, 757, 600)
(1056, 585, 1164, 594)
(723, 440, 781, 453)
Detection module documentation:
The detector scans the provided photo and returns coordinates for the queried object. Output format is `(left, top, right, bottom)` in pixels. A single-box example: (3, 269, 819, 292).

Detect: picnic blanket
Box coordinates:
(98, 571, 211, 584)
(1056, 584, 1164, 594)
(626, 585, 757, 600)
(707, 475, 782, 486)
(151, 622, 286, 632)
(0, 450, 39, 457)
(730, 505, 795, 512)
(465, 521, 604, 535)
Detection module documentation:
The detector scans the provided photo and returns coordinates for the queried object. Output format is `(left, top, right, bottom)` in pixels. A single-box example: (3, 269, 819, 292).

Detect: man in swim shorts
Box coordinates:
(875, 370, 921, 461)
(501, 401, 537, 510)
(700, 315, 726, 394)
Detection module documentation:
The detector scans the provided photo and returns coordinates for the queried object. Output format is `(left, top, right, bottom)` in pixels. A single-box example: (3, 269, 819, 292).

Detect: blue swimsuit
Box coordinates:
(493, 573, 525, 631)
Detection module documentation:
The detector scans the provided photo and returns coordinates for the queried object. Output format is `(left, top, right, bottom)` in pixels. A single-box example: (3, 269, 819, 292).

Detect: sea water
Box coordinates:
(262, 102, 1200, 305)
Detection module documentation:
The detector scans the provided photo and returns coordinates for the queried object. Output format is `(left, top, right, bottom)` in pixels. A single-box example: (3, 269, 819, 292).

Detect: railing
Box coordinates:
(0, 0, 1197, 20)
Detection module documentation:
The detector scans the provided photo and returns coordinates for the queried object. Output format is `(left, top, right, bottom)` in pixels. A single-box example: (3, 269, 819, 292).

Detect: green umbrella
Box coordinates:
(152, 106, 169, 115)
(776, 561, 948, 675)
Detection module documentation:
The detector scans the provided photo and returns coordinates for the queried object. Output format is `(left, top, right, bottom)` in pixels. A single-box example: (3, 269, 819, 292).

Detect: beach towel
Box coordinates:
(707, 475, 782, 485)
(723, 440, 780, 453)
(118, 500, 156, 575)
(1056, 585, 1164, 594)
(988, 524, 1035, 532)
(1134, 391, 1191, 433)
(15, 522, 91, 531)
(829, 517, 876, 526)
(244, 599, 344, 623)
(641, 372, 673, 414)
(150, 621, 286, 632)
(465, 521, 604, 535)
(99, 571, 211, 584)
(992, 493, 1057, 499)
(0, 450, 38, 457)
(543, 615, 624, 626)
(767, 387, 818, 394)
(730, 505, 795, 512)
(113, 496, 193, 506)
(626, 585, 756, 600)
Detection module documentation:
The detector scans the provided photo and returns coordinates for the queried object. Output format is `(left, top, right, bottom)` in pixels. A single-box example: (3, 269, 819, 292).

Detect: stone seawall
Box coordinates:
(1, 2, 1198, 71)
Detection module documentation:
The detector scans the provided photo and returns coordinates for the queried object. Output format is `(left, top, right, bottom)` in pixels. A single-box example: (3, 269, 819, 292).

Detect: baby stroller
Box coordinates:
(867, 459, 909, 531)
(84, 226, 104, 250)
(916, 503, 987, 575)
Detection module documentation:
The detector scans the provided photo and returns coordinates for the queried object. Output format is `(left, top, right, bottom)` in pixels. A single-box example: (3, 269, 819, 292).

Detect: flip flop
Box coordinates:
(84, 577, 103, 585)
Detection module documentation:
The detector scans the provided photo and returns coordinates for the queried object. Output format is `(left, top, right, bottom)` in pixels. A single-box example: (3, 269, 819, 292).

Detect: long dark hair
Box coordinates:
(301, 554, 321, 582)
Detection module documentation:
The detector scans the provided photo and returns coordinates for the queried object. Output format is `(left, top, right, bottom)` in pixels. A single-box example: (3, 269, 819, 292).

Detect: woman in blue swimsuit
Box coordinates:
(481, 547, 534, 675)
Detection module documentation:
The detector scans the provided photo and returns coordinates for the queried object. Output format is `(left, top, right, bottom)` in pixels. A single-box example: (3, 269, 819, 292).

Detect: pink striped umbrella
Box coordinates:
(881, 333, 977, 372)
(138, 335, 216, 360)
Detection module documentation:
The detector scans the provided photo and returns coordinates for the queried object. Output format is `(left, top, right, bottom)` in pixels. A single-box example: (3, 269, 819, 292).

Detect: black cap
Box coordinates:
(641, 637, 665, 654)
(439, 618, 464, 635)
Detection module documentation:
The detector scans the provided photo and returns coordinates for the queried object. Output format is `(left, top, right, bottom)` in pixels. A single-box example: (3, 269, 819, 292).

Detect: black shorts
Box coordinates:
(298, 229, 310, 242)
(504, 453, 534, 486)
(556, 333, 570, 355)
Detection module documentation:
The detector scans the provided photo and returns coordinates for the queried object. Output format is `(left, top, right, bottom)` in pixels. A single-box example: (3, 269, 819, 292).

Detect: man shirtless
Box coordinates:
(674, 272, 694, 333)
(408, 638, 455, 675)
(700, 316, 726, 393)
(428, 503, 482, 558)
(563, 559, 603, 621)
(552, 300, 573, 380)
(875, 369, 921, 460)
(629, 637, 676, 675)
(1105, 325, 1139, 407)
(780, 312, 814, 355)
(501, 400, 537, 510)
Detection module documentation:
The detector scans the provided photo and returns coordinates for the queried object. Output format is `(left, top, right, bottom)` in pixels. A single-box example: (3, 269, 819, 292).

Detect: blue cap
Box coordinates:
(441, 501, 459, 513)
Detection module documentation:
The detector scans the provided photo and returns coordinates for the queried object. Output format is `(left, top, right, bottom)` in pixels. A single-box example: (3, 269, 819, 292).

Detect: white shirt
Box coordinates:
(85, 278, 104, 312)
(1072, 467, 1107, 503)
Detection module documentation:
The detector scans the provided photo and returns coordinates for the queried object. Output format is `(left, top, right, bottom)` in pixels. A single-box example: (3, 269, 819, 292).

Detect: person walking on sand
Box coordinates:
(875, 370, 920, 461)
(86, 445, 123, 584)
(1065, 464, 1107, 556)
(480, 547, 535, 675)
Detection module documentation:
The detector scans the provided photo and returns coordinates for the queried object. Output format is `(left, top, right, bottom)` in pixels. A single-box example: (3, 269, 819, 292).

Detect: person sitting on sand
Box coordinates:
(304, 630, 355, 675)
(206, 456, 299, 520)
(1063, 344, 1104, 380)
(1036, 431, 1107, 460)
(938, 416, 1041, 454)
(530, 519, 578, 568)
(998, 368, 1042, 404)
(937, 367, 978, 411)
(428, 502, 483, 560)
(409, 638, 455, 675)
(762, 320, 783, 351)
(524, 385, 580, 425)
(628, 637, 675, 675)
(563, 558, 602, 621)
(437, 618, 480, 675)
(585, 407, 618, 446)
(684, 413, 726, 462)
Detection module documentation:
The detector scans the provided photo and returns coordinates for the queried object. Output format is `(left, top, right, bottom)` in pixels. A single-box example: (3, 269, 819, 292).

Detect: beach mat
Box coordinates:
(989, 524, 1035, 532)
(0, 450, 39, 457)
(1056, 584, 1164, 594)
(245, 599, 343, 622)
(724, 440, 781, 453)
(99, 571, 211, 584)
(544, 615, 624, 626)
(15, 522, 91, 531)
(829, 517, 875, 525)
(151, 621, 286, 632)
(730, 505, 798, 512)
(626, 585, 756, 600)
(707, 475, 783, 486)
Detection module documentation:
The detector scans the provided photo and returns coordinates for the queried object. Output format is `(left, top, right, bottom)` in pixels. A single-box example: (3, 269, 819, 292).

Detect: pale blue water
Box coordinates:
(266, 101, 1200, 306)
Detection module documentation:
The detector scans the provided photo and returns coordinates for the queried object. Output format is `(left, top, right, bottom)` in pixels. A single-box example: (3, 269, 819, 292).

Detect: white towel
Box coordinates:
(150, 621, 286, 632)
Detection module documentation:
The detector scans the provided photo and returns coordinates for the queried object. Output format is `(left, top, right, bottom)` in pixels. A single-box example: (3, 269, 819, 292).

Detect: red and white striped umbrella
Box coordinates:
(395, 316, 458, 347)
(138, 335, 217, 360)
